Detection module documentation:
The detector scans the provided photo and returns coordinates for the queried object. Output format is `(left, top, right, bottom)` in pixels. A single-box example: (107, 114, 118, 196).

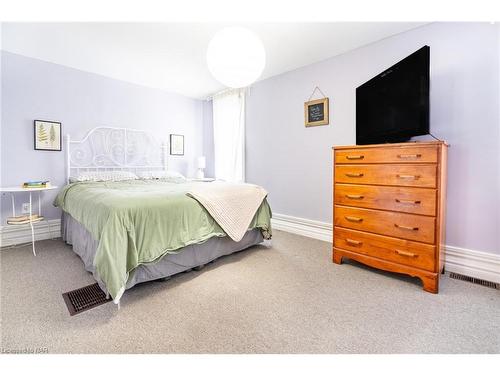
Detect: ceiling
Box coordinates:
(1, 22, 426, 99)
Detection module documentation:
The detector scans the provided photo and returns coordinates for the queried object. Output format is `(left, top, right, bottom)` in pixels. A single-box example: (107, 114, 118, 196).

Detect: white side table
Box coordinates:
(0, 185, 58, 256)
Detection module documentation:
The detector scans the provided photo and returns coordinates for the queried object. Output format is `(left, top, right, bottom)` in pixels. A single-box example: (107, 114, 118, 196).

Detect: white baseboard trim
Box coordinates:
(272, 213, 333, 243)
(444, 245, 500, 284)
(271, 213, 500, 284)
(0, 219, 61, 248)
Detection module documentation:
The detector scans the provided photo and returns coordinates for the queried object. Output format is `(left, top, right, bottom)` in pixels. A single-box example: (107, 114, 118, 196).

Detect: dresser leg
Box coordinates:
(421, 274, 439, 294)
(332, 250, 343, 265)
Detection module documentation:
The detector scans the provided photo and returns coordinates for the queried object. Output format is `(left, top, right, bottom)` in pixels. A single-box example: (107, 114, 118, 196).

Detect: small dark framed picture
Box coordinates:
(34, 120, 62, 151)
(170, 134, 184, 155)
(304, 98, 329, 127)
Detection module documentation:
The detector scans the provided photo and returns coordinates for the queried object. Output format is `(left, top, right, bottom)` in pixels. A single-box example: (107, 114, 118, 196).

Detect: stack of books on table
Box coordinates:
(7, 214, 44, 225)
(22, 180, 51, 189)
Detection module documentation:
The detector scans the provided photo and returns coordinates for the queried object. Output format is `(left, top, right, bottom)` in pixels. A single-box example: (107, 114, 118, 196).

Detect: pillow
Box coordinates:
(72, 170, 138, 182)
(137, 170, 186, 181)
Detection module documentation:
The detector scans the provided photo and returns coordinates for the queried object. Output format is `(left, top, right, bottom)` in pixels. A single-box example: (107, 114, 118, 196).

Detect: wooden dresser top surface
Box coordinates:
(332, 141, 448, 150)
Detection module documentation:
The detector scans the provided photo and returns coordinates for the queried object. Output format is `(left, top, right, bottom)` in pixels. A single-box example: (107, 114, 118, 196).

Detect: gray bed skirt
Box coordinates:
(61, 212, 265, 295)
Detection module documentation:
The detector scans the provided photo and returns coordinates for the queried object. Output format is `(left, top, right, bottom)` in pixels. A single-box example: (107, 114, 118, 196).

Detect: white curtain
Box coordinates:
(212, 88, 246, 182)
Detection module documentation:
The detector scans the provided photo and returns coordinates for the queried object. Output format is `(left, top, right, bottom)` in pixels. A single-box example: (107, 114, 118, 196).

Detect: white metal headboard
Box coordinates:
(66, 127, 168, 183)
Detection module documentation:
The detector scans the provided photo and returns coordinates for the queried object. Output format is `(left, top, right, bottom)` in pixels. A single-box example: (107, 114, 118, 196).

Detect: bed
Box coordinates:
(55, 127, 272, 305)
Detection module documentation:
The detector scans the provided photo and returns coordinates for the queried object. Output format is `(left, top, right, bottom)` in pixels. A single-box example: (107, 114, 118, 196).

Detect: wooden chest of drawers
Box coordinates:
(332, 141, 447, 293)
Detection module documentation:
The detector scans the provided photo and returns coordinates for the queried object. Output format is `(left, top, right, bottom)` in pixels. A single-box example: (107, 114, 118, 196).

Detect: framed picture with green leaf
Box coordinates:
(34, 120, 62, 151)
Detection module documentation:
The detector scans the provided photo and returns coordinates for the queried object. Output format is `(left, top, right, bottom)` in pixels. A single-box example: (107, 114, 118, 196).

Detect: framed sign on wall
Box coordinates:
(34, 120, 62, 151)
(304, 97, 329, 127)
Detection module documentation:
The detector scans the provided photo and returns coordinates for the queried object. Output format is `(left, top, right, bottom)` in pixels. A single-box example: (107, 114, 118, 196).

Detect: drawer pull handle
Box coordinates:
(397, 154, 422, 159)
(394, 224, 419, 231)
(395, 249, 419, 258)
(345, 238, 362, 246)
(395, 199, 421, 205)
(346, 194, 364, 200)
(397, 174, 420, 180)
(345, 216, 363, 223)
(346, 155, 364, 160)
(345, 173, 364, 178)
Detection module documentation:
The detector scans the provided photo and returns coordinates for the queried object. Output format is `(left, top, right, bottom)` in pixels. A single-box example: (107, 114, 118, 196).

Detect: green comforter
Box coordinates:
(54, 180, 272, 302)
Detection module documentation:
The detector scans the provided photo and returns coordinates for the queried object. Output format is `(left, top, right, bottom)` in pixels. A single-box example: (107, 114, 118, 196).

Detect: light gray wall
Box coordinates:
(246, 22, 500, 254)
(0, 51, 205, 221)
(0, 25, 3, 192)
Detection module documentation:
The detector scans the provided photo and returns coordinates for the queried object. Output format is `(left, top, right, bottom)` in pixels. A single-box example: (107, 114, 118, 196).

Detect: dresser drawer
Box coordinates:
(335, 164, 437, 188)
(334, 183, 437, 216)
(335, 145, 438, 164)
(334, 227, 436, 272)
(334, 205, 436, 244)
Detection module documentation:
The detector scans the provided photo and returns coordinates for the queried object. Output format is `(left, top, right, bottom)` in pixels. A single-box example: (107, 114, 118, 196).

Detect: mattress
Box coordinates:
(62, 212, 265, 297)
(54, 179, 272, 302)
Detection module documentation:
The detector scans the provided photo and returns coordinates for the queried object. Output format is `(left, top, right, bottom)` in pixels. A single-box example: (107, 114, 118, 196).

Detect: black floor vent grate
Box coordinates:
(62, 283, 111, 316)
(449, 272, 499, 289)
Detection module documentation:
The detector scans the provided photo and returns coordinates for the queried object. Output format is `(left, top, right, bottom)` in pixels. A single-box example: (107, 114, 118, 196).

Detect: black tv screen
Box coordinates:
(356, 46, 430, 145)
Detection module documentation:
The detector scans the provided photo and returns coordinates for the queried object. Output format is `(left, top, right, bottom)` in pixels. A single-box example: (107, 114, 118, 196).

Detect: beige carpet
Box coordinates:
(1, 230, 499, 354)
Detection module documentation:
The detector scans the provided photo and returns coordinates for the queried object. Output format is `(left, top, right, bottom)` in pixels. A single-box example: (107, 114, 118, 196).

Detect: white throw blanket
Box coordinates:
(186, 182, 268, 242)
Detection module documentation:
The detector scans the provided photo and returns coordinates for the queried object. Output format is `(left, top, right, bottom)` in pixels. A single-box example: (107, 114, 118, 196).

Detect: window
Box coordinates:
(212, 88, 245, 182)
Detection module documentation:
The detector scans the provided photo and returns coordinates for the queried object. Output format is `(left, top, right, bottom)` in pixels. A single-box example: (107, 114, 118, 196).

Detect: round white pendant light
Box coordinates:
(206, 27, 266, 88)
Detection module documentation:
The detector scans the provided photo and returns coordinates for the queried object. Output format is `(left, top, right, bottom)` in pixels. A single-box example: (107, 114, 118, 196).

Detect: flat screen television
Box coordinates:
(356, 46, 430, 145)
